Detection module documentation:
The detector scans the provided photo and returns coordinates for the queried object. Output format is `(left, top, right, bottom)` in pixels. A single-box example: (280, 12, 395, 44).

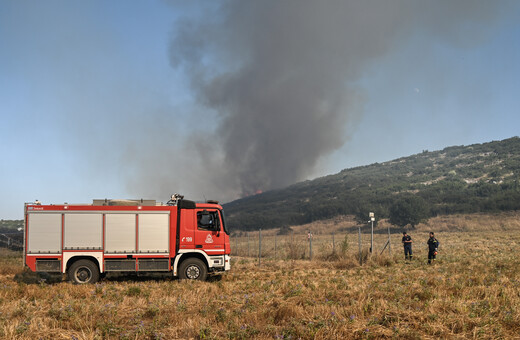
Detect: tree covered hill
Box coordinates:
(0, 220, 24, 250)
(224, 137, 520, 231)
(0, 220, 23, 232)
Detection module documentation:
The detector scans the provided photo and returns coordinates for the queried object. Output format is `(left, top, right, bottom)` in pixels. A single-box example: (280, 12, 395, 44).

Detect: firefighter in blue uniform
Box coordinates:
(402, 231, 413, 261)
(427, 232, 439, 264)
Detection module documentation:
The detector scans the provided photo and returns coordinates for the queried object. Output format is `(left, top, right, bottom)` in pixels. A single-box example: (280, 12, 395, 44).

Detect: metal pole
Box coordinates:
(388, 224, 391, 256)
(274, 234, 277, 259)
(358, 226, 362, 265)
(258, 229, 262, 266)
(380, 240, 390, 255)
(370, 220, 374, 254)
(309, 231, 312, 260)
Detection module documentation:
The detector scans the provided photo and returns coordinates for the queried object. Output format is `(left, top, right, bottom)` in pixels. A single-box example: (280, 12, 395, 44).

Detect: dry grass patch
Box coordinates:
(1, 213, 520, 338)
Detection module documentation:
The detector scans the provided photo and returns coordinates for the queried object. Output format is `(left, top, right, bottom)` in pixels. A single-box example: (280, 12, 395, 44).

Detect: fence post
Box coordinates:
(388, 225, 391, 256)
(274, 234, 277, 260)
(248, 232, 250, 257)
(332, 233, 335, 254)
(358, 226, 362, 265)
(258, 229, 262, 266)
(309, 231, 313, 260)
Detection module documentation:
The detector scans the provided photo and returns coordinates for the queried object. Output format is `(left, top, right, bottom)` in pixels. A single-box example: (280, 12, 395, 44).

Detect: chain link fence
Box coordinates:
(230, 229, 397, 263)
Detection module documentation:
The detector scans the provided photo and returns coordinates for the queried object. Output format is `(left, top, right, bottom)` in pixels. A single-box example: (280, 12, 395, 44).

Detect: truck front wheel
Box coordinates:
(179, 258, 207, 281)
(68, 259, 100, 284)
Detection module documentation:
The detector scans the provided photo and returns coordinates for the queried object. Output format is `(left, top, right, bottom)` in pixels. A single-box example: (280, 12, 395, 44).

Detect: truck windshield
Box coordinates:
(219, 209, 229, 235)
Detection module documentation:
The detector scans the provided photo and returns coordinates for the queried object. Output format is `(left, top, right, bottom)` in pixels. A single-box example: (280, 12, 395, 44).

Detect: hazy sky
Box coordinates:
(1, 1, 519, 219)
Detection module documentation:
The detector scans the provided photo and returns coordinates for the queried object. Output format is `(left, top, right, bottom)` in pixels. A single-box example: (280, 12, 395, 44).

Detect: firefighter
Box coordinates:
(402, 231, 413, 261)
(427, 232, 439, 264)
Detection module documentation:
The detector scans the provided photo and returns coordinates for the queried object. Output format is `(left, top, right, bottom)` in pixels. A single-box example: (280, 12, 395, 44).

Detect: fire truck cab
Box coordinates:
(23, 195, 231, 283)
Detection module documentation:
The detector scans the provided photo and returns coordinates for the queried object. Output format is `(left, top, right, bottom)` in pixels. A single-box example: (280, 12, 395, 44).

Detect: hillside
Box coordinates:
(224, 137, 520, 231)
(0, 220, 23, 250)
(0, 220, 23, 231)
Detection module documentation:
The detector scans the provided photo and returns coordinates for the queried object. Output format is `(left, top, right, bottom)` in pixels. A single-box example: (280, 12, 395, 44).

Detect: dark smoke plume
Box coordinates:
(168, 0, 504, 198)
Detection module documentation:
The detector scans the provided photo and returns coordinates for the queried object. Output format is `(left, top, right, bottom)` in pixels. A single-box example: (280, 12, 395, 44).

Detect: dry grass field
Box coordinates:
(1, 212, 520, 339)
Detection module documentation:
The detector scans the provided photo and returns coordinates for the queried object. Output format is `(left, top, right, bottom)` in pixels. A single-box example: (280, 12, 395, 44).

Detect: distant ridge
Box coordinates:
(224, 137, 520, 231)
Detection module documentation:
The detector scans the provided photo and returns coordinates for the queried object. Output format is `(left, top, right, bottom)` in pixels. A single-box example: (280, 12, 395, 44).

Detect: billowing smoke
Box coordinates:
(167, 0, 503, 199)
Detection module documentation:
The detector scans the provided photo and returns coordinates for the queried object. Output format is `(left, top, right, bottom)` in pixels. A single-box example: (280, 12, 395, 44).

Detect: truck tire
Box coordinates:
(179, 258, 207, 281)
(68, 259, 100, 284)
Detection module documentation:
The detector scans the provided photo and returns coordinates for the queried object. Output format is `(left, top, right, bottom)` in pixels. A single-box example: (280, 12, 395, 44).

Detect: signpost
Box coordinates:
(369, 212, 375, 254)
(358, 225, 362, 265)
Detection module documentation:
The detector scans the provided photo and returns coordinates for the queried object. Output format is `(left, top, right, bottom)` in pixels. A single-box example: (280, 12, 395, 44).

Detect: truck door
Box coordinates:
(194, 209, 225, 255)
(219, 209, 230, 254)
(178, 209, 195, 252)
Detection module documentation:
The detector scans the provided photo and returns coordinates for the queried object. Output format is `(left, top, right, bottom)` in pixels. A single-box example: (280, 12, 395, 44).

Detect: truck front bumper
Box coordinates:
(224, 254, 231, 271)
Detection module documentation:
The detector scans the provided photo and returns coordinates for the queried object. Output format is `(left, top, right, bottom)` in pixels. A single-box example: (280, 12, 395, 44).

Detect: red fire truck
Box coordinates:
(23, 195, 231, 283)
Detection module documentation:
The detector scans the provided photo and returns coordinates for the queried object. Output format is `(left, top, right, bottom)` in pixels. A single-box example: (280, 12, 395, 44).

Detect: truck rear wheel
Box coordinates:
(68, 259, 100, 284)
(179, 258, 207, 281)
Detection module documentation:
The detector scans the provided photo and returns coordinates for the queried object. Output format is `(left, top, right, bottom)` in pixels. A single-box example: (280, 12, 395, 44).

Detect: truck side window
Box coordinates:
(197, 211, 220, 231)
